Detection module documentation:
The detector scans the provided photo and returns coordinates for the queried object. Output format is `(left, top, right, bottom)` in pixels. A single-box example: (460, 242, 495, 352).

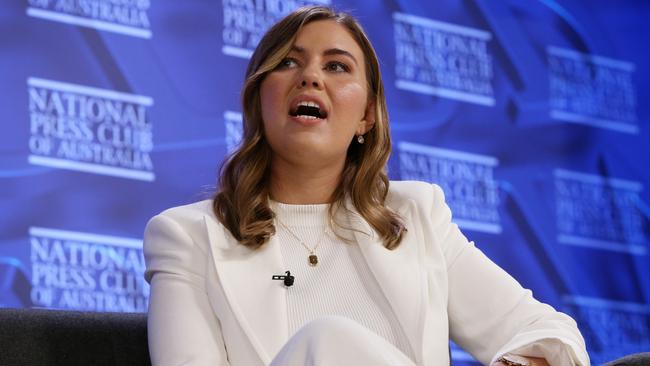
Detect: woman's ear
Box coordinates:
(358, 100, 376, 135)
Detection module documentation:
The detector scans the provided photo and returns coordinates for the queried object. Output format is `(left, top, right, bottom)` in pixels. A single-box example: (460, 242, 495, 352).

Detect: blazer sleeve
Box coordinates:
(144, 213, 231, 366)
(427, 184, 590, 365)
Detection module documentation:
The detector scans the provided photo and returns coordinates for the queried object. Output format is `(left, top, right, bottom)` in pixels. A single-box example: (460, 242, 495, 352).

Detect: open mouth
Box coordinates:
(289, 100, 328, 120)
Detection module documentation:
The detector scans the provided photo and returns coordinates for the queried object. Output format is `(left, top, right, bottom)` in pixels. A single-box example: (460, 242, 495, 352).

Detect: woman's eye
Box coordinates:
(277, 58, 298, 69)
(325, 61, 350, 73)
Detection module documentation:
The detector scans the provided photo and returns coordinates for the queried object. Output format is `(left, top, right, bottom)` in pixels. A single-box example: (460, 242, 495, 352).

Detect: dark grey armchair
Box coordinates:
(603, 353, 650, 366)
(0, 308, 150, 366)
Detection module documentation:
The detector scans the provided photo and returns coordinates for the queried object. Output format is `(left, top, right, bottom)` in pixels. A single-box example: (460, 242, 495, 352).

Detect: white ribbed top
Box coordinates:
(271, 201, 414, 361)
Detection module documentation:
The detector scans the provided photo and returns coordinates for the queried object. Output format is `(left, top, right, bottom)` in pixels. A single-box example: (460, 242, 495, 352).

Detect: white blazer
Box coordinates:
(144, 181, 589, 366)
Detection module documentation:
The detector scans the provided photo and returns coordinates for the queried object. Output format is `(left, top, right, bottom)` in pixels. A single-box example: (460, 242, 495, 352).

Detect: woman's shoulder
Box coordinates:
(143, 200, 217, 282)
(143, 199, 218, 256)
(387, 180, 444, 205)
(386, 180, 449, 222)
(146, 199, 216, 235)
(157, 199, 214, 221)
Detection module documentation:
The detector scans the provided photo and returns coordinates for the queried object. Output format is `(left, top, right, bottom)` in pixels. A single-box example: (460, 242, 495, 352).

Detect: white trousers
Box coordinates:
(270, 316, 417, 366)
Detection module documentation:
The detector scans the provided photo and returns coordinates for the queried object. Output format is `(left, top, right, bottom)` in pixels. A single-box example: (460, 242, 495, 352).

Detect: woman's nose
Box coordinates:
(300, 79, 319, 88)
(298, 65, 322, 89)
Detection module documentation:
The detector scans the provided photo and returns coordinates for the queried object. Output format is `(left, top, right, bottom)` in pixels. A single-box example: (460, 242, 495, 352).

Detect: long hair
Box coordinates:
(213, 6, 406, 249)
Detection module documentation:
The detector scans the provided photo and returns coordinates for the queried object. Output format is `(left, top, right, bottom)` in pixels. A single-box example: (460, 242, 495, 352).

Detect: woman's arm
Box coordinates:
(144, 213, 230, 366)
(426, 184, 589, 365)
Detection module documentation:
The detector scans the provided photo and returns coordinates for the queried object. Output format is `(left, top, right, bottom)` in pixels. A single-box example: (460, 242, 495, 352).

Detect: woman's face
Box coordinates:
(260, 20, 373, 167)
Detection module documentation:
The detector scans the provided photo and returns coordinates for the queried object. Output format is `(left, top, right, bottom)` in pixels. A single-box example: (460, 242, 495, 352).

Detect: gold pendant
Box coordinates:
(308, 254, 318, 266)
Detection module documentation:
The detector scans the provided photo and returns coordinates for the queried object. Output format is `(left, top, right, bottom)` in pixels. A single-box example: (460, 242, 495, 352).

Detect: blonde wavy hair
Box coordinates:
(213, 6, 406, 249)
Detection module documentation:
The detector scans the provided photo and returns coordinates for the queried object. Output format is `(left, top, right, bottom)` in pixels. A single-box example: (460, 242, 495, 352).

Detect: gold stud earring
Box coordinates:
(357, 135, 365, 144)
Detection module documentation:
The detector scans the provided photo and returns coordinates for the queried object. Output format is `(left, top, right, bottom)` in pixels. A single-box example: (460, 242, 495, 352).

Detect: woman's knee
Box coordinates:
(290, 315, 383, 352)
(296, 316, 369, 342)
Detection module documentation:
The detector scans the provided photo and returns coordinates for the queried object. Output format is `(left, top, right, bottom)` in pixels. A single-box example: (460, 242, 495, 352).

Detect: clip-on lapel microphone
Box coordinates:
(272, 271, 294, 287)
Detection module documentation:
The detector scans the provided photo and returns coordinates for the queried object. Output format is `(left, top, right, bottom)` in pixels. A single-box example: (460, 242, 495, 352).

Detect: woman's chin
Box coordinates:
(273, 141, 346, 165)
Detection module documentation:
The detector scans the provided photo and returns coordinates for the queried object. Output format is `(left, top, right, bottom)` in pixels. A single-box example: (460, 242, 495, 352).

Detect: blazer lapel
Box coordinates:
(203, 216, 288, 365)
(346, 199, 427, 364)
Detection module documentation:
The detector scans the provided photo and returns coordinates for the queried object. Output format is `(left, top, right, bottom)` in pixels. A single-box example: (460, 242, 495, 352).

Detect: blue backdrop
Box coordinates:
(1, 0, 649, 364)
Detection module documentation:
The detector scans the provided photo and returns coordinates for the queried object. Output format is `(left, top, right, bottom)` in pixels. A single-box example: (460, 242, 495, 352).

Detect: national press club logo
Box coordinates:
(26, 0, 152, 39)
(27, 77, 155, 181)
(547, 46, 638, 134)
(221, 0, 331, 59)
(562, 295, 650, 364)
(393, 12, 494, 106)
(398, 142, 501, 234)
(554, 169, 646, 255)
(29, 227, 149, 312)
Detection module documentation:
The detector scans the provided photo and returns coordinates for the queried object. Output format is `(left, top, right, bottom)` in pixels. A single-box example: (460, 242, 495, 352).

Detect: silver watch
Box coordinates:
(496, 354, 532, 366)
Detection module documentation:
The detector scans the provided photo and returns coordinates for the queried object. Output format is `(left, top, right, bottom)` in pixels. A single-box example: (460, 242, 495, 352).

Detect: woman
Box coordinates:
(144, 6, 589, 366)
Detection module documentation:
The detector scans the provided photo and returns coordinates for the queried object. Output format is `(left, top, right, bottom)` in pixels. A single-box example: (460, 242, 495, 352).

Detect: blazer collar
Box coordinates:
(204, 197, 425, 365)
(204, 217, 288, 365)
(344, 198, 426, 364)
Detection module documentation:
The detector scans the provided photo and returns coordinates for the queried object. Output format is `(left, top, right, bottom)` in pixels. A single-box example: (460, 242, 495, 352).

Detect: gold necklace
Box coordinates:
(276, 217, 329, 267)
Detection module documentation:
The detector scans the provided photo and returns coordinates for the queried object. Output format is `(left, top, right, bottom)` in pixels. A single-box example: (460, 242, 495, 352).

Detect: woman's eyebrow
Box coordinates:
(290, 45, 358, 65)
(323, 48, 358, 65)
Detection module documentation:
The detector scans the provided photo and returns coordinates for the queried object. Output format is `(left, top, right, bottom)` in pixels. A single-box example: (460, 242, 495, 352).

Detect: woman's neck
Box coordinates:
(269, 157, 344, 204)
